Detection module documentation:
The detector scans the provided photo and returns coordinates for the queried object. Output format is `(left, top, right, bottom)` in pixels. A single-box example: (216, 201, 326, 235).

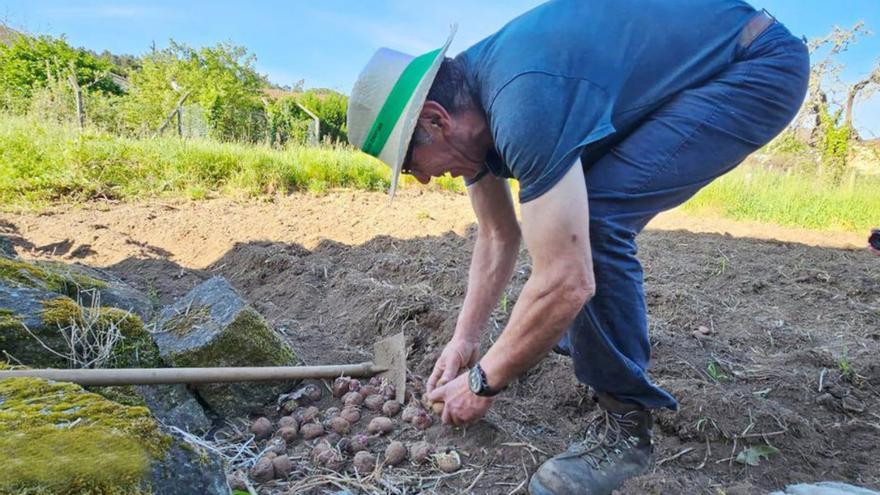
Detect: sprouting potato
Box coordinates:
(353, 451, 376, 473)
(327, 416, 351, 435)
(300, 422, 325, 440)
(384, 441, 407, 466)
(250, 417, 273, 440)
(410, 441, 435, 464)
(434, 451, 462, 473)
(363, 394, 385, 411)
(340, 406, 361, 424)
(367, 416, 394, 435)
(382, 400, 401, 417)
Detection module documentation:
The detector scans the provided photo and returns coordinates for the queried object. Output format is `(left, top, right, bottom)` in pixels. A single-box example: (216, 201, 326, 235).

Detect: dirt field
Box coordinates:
(2, 191, 878, 494)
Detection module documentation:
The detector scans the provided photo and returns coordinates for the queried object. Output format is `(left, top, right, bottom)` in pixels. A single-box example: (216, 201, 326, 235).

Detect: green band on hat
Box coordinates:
(361, 47, 442, 157)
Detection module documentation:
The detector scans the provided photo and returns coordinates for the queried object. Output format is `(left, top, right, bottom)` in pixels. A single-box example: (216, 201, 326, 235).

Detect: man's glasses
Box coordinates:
(401, 139, 416, 175)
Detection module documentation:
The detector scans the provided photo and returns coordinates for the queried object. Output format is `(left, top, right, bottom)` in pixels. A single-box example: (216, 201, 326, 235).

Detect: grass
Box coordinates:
(0, 114, 465, 208)
(682, 165, 880, 233)
(2, 114, 875, 234)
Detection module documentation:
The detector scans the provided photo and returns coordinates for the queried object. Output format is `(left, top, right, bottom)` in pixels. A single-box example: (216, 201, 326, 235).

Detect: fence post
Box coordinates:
(67, 74, 84, 130)
(295, 102, 320, 146)
(155, 90, 192, 137)
(177, 104, 183, 137)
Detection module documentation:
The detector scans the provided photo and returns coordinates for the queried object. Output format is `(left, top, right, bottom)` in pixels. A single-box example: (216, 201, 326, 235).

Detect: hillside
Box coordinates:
(0, 24, 21, 45)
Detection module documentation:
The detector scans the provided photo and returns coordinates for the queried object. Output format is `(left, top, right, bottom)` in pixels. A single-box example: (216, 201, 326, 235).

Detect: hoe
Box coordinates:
(0, 333, 408, 403)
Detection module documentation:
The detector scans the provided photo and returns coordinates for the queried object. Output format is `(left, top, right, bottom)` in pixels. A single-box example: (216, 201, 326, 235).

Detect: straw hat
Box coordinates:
(347, 28, 456, 198)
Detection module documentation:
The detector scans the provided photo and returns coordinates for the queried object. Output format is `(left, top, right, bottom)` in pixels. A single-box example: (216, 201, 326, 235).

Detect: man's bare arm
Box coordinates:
(479, 162, 595, 390)
(456, 174, 521, 340)
(426, 174, 520, 391)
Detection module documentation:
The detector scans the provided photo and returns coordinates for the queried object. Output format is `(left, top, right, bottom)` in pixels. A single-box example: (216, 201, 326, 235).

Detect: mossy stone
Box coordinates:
(0, 256, 107, 295)
(0, 285, 161, 369)
(0, 256, 153, 322)
(154, 277, 300, 418)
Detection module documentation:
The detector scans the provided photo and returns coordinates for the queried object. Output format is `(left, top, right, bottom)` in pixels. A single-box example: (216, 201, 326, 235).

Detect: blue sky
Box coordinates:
(3, 0, 880, 136)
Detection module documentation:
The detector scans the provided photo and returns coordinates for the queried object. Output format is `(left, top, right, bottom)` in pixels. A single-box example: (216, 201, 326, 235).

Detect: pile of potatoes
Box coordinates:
(245, 375, 461, 484)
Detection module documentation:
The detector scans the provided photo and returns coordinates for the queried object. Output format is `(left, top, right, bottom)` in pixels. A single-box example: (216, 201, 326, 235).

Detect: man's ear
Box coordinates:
(419, 101, 451, 136)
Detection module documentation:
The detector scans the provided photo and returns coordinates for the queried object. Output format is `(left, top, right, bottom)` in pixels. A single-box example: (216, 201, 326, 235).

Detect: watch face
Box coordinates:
(468, 366, 481, 393)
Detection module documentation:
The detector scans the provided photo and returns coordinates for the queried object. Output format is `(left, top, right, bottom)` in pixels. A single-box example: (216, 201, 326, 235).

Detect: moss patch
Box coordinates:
(0, 377, 171, 494)
(92, 385, 148, 408)
(0, 428, 151, 495)
(0, 308, 20, 347)
(0, 257, 106, 298)
(38, 296, 162, 369)
(161, 304, 211, 336)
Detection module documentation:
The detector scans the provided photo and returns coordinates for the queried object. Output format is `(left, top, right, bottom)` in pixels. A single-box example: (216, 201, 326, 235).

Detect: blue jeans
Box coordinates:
(559, 21, 809, 410)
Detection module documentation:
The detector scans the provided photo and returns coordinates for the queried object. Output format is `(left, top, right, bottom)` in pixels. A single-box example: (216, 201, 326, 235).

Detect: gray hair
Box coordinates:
(410, 57, 473, 148)
(427, 57, 474, 115)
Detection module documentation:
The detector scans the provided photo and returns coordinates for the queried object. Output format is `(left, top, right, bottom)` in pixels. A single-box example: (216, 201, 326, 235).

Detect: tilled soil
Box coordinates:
(2, 191, 878, 494)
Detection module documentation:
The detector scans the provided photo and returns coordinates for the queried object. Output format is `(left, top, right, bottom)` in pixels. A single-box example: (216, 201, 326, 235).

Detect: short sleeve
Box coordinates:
(489, 73, 616, 202)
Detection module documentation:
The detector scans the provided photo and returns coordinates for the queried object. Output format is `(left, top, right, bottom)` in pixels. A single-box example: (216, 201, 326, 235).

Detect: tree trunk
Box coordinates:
(808, 89, 829, 147)
(844, 80, 869, 139)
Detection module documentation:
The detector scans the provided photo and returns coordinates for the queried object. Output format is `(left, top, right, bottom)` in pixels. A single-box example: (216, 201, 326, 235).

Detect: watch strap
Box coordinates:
(472, 363, 504, 397)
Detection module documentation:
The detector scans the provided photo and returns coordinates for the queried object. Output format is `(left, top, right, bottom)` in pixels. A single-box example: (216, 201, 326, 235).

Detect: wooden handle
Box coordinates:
(0, 363, 382, 386)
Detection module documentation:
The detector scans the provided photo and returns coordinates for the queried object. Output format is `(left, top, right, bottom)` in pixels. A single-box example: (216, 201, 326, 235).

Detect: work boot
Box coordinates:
(529, 393, 654, 495)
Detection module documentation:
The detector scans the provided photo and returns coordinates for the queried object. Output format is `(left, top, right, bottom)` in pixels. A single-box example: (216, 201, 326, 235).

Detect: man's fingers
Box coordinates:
(439, 363, 460, 386)
(426, 362, 445, 393)
(442, 403, 454, 425)
(426, 383, 445, 403)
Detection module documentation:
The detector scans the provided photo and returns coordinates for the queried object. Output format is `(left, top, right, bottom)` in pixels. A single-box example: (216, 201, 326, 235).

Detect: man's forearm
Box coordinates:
(454, 228, 520, 342)
(479, 269, 593, 389)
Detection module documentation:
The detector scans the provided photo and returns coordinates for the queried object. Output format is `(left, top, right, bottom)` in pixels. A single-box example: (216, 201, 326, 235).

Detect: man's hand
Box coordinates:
(426, 372, 493, 425)
(426, 338, 480, 394)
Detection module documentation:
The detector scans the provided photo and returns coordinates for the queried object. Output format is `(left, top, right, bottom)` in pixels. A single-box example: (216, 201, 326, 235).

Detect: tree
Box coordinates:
(123, 40, 267, 140)
(0, 33, 122, 112)
(795, 23, 870, 144)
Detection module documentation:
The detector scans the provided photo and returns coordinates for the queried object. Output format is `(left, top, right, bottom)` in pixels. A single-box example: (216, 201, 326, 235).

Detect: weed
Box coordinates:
(23, 290, 131, 369)
(706, 361, 729, 382)
(838, 351, 852, 378)
(146, 280, 160, 308)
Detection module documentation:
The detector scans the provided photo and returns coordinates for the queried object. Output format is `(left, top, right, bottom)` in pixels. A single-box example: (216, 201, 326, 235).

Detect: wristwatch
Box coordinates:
(468, 363, 503, 397)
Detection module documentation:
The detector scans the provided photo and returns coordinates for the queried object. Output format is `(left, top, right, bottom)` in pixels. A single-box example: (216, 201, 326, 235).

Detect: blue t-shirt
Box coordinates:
(459, 0, 757, 202)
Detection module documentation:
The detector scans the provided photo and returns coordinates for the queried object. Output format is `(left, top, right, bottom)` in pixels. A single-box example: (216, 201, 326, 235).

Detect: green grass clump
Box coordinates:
(682, 167, 880, 232)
